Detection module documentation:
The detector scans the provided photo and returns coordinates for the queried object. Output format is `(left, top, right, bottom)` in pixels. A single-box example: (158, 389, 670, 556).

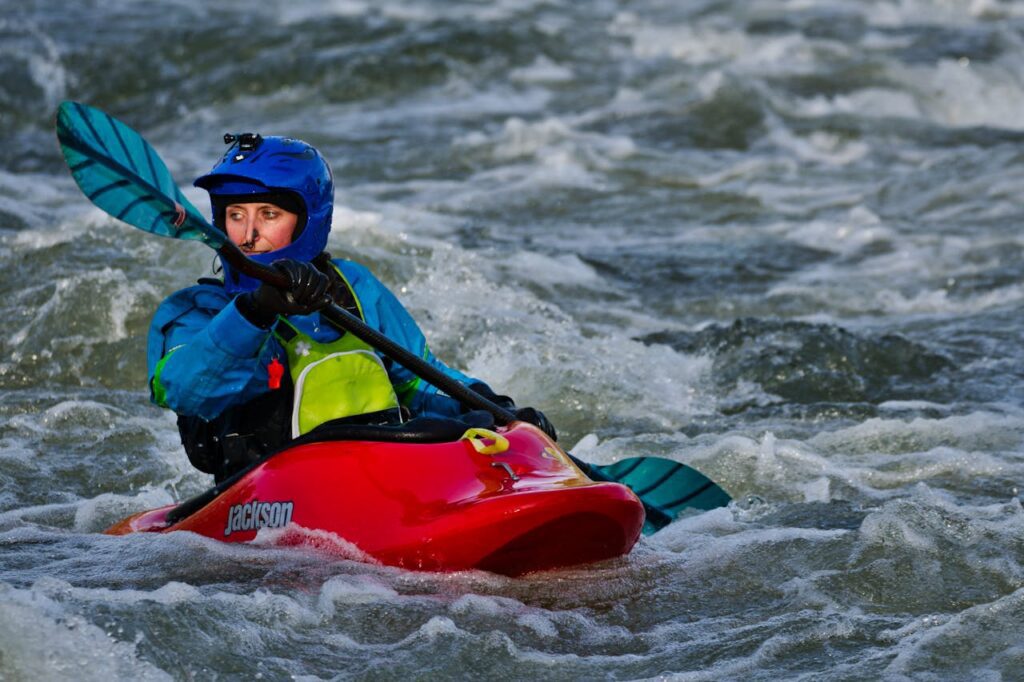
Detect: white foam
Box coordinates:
(773, 422, 1019, 498)
(0, 171, 71, 231)
(0, 501, 80, 528)
(694, 155, 793, 192)
(9, 203, 115, 247)
(915, 58, 1024, 130)
(609, 13, 750, 64)
(788, 58, 1024, 131)
(496, 250, 606, 289)
(861, 29, 916, 50)
(880, 585, 1024, 675)
(10, 399, 125, 433)
(883, 586, 1024, 675)
(510, 56, 575, 84)
(723, 432, 858, 501)
(792, 87, 923, 120)
(281, 0, 551, 23)
(569, 431, 738, 493)
(580, 415, 1023, 508)
(254, 525, 379, 564)
(767, 206, 894, 255)
(878, 400, 954, 413)
(810, 411, 1024, 456)
(970, 0, 1024, 19)
(866, 0, 1024, 26)
(416, 615, 462, 640)
(515, 613, 559, 639)
(763, 124, 872, 167)
(331, 204, 385, 234)
(0, 19, 67, 115)
(468, 331, 715, 432)
(32, 576, 203, 606)
(653, 611, 862, 681)
(73, 488, 175, 533)
(451, 115, 635, 192)
(8, 268, 160, 349)
(217, 587, 325, 629)
(859, 504, 938, 553)
(317, 575, 398, 616)
(609, 9, 858, 84)
(388, 242, 715, 431)
(762, 225, 1024, 317)
(797, 476, 832, 503)
(323, 83, 551, 129)
(329, 200, 462, 252)
(654, 505, 741, 539)
(851, 487, 1024, 584)
(0, 582, 171, 681)
(450, 593, 509, 617)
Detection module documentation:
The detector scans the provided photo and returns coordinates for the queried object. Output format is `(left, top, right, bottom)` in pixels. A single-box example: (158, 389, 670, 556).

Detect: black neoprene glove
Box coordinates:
(468, 383, 558, 441)
(513, 406, 558, 442)
(236, 259, 331, 328)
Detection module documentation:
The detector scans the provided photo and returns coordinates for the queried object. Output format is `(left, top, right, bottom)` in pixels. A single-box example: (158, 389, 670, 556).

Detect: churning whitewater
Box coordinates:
(2, 0, 1024, 679)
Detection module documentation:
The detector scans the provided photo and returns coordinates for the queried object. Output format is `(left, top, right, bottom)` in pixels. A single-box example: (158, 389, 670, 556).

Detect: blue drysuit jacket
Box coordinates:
(147, 259, 486, 421)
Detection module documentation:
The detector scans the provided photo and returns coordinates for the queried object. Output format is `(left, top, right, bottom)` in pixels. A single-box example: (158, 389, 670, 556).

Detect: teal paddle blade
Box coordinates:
(56, 101, 224, 247)
(593, 457, 732, 535)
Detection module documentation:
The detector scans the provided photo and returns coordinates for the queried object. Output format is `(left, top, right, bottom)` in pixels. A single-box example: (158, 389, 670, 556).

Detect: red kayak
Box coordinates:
(107, 421, 645, 575)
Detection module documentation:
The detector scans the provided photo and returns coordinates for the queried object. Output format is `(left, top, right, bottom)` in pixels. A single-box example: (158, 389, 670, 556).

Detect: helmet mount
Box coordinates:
(224, 132, 263, 150)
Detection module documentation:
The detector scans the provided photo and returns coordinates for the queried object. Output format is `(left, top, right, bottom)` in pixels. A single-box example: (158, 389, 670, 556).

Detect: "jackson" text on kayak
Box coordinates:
(224, 499, 295, 537)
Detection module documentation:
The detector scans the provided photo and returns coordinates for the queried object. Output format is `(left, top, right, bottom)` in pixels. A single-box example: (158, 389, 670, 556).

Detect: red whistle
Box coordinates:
(268, 357, 284, 390)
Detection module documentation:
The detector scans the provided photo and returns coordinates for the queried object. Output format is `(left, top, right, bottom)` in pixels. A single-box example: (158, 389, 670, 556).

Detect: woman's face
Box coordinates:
(225, 203, 299, 254)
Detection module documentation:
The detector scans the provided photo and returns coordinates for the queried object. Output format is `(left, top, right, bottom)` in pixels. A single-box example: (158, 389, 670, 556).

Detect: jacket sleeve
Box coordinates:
(339, 261, 494, 418)
(147, 285, 276, 420)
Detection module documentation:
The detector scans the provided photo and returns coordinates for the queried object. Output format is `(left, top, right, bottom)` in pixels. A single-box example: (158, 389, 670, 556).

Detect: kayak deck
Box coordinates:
(108, 423, 645, 575)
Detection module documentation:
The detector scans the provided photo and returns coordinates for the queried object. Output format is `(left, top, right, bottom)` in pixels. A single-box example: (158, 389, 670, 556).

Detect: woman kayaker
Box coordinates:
(148, 133, 555, 482)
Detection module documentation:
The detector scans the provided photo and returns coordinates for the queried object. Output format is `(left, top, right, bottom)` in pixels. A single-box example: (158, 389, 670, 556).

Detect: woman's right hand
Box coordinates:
(237, 259, 331, 327)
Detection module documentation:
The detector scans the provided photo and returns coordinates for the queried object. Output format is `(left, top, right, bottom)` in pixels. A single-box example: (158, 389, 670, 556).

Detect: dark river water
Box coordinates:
(2, 0, 1024, 679)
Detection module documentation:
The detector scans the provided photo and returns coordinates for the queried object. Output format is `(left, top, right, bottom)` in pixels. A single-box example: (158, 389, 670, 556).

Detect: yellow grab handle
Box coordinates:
(462, 428, 510, 455)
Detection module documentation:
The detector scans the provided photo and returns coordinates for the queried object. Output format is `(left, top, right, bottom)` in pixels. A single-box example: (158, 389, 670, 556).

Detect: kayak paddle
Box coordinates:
(55, 101, 731, 533)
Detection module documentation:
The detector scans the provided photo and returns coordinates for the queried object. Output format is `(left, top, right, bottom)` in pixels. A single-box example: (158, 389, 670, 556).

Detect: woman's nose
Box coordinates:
(242, 215, 259, 240)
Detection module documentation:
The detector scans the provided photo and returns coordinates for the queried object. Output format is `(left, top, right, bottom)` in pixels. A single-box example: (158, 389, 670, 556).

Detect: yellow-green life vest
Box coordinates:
(272, 272, 401, 438)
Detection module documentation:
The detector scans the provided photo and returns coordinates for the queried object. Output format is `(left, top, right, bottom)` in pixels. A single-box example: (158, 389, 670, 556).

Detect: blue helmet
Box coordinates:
(194, 133, 334, 295)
